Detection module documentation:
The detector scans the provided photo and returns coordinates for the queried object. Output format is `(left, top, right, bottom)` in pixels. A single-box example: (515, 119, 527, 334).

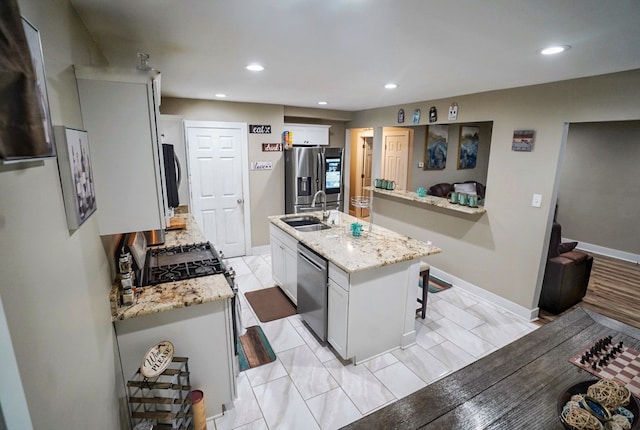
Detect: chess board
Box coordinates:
(569, 337, 640, 399)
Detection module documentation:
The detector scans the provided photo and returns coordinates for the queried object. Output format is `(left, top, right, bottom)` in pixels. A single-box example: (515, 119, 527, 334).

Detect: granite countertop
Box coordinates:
(110, 214, 234, 322)
(366, 187, 487, 215)
(269, 211, 441, 273)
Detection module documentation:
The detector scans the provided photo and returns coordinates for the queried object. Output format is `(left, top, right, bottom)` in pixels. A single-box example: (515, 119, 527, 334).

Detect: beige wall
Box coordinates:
(558, 120, 640, 254)
(161, 99, 349, 248)
(349, 70, 640, 314)
(1, 1, 124, 429)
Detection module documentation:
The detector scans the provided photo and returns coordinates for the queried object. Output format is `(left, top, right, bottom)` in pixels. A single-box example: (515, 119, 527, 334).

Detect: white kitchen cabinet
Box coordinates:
(269, 224, 298, 304)
(75, 66, 167, 235)
(284, 123, 331, 146)
(327, 277, 348, 358)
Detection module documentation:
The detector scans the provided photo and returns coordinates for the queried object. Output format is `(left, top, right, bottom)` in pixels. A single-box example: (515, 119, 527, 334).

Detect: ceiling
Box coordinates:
(68, 0, 640, 112)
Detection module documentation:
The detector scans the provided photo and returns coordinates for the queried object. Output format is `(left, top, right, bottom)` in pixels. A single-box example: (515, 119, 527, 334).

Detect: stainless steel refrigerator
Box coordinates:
(285, 146, 344, 214)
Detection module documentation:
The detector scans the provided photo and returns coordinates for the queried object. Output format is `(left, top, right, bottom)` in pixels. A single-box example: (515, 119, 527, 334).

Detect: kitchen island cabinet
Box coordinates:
(269, 211, 441, 363)
(269, 223, 298, 304)
(110, 214, 235, 420)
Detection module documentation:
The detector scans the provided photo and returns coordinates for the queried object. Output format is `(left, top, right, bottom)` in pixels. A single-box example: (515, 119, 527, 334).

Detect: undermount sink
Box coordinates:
(294, 224, 331, 232)
(282, 216, 323, 228)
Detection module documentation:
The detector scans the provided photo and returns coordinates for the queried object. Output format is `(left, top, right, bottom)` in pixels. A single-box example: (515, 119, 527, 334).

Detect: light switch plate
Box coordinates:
(532, 193, 542, 208)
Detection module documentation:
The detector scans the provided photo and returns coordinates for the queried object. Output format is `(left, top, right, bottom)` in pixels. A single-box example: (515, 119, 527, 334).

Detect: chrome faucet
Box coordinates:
(312, 190, 329, 220)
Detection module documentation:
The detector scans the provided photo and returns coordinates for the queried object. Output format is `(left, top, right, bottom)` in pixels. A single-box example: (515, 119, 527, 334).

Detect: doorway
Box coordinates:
(349, 129, 374, 218)
(184, 121, 251, 257)
(381, 127, 412, 191)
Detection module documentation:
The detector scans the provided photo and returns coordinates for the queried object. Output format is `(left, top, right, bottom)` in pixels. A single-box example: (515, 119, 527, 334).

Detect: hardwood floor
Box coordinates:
(537, 253, 640, 328)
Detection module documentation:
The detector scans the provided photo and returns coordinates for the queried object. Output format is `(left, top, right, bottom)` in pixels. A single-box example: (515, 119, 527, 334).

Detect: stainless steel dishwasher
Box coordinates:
(297, 242, 329, 342)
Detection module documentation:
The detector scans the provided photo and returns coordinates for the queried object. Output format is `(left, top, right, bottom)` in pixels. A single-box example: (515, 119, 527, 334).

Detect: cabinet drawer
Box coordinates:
(329, 262, 349, 291)
(269, 224, 297, 250)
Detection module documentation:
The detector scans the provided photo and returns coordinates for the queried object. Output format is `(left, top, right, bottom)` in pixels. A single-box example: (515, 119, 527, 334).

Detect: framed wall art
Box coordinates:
(458, 126, 479, 169)
(54, 126, 97, 231)
(425, 124, 448, 170)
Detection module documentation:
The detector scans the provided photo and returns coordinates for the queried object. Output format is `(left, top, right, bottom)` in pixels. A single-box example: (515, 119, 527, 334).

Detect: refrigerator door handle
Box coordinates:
(317, 152, 323, 191)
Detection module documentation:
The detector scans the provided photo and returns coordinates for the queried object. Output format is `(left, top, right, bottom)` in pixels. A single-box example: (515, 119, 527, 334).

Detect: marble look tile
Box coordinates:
(253, 262, 276, 289)
(214, 373, 263, 430)
(226, 257, 252, 276)
(466, 303, 538, 336)
(427, 340, 477, 371)
(418, 306, 444, 325)
(436, 287, 479, 309)
(294, 324, 337, 363)
(260, 318, 305, 353)
(432, 299, 484, 330)
(363, 353, 399, 373)
(374, 361, 426, 399)
(242, 255, 265, 272)
(236, 273, 264, 293)
(471, 322, 531, 349)
(260, 253, 272, 267)
(306, 387, 363, 430)
(427, 318, 495, 358)
(324, 358, 395, 415)
(287, 313, 304, 328)
(244, 358, 288, 387)
(414, 321, 447, 350)
(253, 376, 320, 430)
(231, 418, 269, 430)
(391, 345, 451, 384)
(278, 345, 339, 399)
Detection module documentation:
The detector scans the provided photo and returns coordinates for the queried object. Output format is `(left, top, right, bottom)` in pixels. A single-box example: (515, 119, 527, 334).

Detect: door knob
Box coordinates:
(237, 198, 244, 204)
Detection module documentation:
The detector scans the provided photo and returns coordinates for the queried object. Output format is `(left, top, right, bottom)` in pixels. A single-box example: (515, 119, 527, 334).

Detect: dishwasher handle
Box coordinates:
(298, 251, 324, 272)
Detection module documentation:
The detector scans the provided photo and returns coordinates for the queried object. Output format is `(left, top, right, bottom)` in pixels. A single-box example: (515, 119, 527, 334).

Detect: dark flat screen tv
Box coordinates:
(0, 16, 56, 164)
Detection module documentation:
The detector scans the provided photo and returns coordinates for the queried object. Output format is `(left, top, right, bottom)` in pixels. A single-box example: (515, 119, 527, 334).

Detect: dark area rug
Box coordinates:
(237, 325, 276, 371)
(245, 286, 297, 322)
(420, 275, 452, 293)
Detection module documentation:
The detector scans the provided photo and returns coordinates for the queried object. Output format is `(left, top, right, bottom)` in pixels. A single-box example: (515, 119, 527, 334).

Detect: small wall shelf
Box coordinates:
(364, 187, 487, 215)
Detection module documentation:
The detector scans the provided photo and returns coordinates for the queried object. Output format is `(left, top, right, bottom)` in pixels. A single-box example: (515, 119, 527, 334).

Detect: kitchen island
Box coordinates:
(110, 214, 236, 420)
(269, 211, 441, 363)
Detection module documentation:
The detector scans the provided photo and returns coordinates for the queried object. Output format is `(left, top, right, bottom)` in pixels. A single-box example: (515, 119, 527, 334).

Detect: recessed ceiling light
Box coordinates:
(246, 63, 264, 71)
(540, 45, 571, 55)
(318, 101, 328, 105)
(384, 83, 398, 89)
(215, 93, 227, 98)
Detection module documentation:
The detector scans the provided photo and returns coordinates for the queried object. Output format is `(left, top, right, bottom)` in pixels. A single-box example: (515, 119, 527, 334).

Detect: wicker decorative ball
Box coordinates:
(605, 414, 632, 430)
(562, 407, 604, 430)
(587, 379, 631, 410)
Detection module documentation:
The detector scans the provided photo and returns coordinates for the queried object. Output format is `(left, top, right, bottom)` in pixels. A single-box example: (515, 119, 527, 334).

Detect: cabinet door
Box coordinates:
(76, 72, 165, 235)
(284, 246, 298, 304)
(285, 124, 330, 146)
(328, 279, 348, 359)
(270, 237, 285, 287)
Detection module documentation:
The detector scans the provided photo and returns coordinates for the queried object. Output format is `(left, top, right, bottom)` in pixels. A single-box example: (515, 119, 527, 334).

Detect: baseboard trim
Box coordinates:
(251, 245, 271, 255)
(563, 237, 640, 264)
(429, 267, 539, 322)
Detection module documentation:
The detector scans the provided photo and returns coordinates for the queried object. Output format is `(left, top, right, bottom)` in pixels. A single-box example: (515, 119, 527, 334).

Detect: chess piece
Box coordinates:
(592, 362, 598, 370)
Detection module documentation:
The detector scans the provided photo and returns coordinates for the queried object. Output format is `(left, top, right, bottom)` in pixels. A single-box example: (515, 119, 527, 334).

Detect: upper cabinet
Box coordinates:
(284, 123, 331, 146)
(75, 66, 167, 235)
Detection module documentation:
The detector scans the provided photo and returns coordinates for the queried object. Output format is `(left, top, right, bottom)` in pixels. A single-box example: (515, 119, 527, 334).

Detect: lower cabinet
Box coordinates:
(327, 278, 348, 358)
(269, 224, 298, 304)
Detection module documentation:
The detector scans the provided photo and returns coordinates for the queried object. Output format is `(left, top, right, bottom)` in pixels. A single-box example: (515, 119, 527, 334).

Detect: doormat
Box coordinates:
(419, 275, 452, 293)
(245, 286, 297, 323)
(237, 326, 276, 371)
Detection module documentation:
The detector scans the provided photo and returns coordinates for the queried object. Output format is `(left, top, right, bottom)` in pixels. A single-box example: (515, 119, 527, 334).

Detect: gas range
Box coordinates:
(123, 232, 235, 288)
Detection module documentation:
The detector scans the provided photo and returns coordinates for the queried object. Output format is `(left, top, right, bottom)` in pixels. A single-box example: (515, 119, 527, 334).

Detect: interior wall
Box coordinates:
(349, 70, 640, 313)
(406, 122, 492, 191)
(161, 98, 285, 248)
(558, 120, 640, 254)
(1, 1, 123, 429)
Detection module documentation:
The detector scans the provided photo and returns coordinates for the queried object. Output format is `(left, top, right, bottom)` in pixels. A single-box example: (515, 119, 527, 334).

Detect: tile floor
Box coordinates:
(211, 253, 539, 430)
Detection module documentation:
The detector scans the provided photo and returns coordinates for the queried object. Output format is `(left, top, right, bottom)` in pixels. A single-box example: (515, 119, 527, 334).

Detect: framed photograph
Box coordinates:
(458, 126, 479, 169)
(54, 126, 97, 231)
(425, 125, 448, 170)
(21, 17, 56, 158)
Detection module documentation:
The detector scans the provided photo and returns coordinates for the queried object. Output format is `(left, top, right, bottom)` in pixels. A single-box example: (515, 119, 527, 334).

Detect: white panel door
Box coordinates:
(381, 130, 410, 191)
(187, 126, 245, 257)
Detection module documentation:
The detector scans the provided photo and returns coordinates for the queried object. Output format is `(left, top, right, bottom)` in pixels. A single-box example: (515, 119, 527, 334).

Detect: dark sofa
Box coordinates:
(538, 222, 594, 314)
(427, 181, 486, 199)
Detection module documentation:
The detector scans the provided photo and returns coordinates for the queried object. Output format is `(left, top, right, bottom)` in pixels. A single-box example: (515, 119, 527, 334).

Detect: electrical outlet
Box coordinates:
(532, 193, 542, 208)
(448, 103, 458, 120)
(418, 161, 424, 168)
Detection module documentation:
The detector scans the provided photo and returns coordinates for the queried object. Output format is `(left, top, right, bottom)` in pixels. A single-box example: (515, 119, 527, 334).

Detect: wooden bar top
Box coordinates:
(343, 308, 640, 429)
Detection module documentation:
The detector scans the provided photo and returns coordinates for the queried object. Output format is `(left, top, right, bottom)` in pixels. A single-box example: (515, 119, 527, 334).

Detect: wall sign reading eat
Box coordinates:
(249, 125, 272, 134)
